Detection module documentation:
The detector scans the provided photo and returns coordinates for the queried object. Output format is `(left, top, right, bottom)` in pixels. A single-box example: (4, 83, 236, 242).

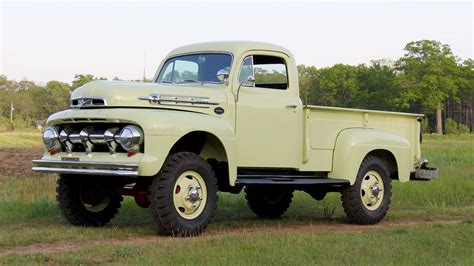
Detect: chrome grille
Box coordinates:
(53, 124, 141, 154)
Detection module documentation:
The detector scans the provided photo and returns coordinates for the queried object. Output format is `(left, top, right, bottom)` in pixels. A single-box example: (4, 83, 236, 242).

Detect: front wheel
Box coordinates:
(56, 175, 123, 227)
(149, 152, 217, 237)
(341, 156, 392, 224)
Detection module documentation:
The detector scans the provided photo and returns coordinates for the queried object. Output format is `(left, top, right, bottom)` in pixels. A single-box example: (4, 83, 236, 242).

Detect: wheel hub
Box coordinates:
(173, 171, 208, 220)
(80, 184, 112, 213)
(371, 183, 380, 197)
(360, 170, 384, 211)
(187, 186, 201, 203)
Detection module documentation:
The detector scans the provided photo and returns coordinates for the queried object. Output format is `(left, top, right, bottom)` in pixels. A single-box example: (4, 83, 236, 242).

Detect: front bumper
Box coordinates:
(32, 159, 138, 177)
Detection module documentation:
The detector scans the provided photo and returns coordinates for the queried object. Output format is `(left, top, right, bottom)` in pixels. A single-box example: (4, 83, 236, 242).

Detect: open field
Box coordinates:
(0, 133, 472, 264)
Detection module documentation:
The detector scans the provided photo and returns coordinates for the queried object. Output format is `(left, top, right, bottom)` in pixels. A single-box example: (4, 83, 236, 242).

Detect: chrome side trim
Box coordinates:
(32, 159, 138, 177)
(138, 93, 219, 108)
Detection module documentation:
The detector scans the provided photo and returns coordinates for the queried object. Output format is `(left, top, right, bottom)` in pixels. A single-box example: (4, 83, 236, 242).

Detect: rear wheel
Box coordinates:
(56, 175, 123, 227)
(245, 186, 293, 218)
(341, 156, 392, 224)
(149, 152, 218, 237)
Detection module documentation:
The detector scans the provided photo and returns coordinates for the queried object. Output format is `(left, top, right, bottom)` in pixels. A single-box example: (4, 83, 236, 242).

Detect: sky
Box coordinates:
(1, 1, 472, 84)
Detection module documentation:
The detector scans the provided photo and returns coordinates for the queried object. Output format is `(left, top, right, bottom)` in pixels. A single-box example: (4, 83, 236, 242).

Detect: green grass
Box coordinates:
(2, 221, 473, 265)
(0, 131, 43, 148)
(0, 134, 473, 264)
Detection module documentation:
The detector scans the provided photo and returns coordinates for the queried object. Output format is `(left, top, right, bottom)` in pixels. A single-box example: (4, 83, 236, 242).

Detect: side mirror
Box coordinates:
(244, 75, 255, 87)
(216, 68, 230, 82)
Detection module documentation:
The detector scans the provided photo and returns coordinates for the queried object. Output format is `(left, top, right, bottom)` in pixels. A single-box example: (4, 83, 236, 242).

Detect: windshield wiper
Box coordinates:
(181, 80, 199, 83)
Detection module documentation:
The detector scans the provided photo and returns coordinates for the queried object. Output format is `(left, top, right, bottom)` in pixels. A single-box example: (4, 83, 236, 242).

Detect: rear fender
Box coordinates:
(328, 129, 412, 185)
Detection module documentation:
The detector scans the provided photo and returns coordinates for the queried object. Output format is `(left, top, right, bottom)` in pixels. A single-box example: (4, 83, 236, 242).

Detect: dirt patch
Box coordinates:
(0, 219, 448, 257)
(0, 148, 48, 179)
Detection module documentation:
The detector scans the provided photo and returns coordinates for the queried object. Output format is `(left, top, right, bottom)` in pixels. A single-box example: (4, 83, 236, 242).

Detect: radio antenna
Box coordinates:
(142, 50, 146, 82)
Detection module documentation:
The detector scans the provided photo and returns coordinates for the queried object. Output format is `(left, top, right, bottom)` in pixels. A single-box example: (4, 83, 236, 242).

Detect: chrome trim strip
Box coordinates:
(32, 159, 139, 176)
(138, 93, 219, 107)
(32, 167, 138, 176)
(32, 159, 138, 170)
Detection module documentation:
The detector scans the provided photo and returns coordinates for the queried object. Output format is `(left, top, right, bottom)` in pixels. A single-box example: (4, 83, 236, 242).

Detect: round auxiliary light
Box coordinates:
(118, 125, 143, 151)
(43, 126, 60, 151)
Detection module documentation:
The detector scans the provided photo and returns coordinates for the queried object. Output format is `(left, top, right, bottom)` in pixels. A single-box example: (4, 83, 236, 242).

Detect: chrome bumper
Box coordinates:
(32, 159, 138, 177)
(410, 159, 439, 181)
(412, 167, 439, 181)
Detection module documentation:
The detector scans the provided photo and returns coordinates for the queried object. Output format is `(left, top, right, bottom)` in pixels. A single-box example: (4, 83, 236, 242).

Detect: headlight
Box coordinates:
(118, 125, 143, 151)
(43, 126, 60, 151)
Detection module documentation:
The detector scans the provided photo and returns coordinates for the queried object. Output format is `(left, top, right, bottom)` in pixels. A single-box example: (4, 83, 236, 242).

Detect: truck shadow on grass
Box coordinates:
(2, 192, 351, 235)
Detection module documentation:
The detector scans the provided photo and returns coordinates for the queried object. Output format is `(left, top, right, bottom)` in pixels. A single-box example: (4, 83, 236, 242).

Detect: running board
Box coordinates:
(236, 175, 350, 187)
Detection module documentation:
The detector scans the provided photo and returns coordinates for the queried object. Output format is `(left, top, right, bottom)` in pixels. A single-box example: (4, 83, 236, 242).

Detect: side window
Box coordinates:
(173, 60, 199, 83)
(253, 55, 288, 90)
(158, 62, 174, 83)
(238, 56, 254, 85)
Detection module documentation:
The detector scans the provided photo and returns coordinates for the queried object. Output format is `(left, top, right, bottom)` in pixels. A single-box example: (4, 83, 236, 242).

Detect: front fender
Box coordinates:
(328, 129, 412, 185)
(46, 108, 236, 180)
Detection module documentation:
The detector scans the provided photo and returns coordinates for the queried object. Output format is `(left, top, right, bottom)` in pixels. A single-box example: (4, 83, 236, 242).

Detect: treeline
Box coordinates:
(1, 75, 92, 130)
(0, 40, 472, 133)
(0, 74, 145, 131)
(298, 40, 473, 134)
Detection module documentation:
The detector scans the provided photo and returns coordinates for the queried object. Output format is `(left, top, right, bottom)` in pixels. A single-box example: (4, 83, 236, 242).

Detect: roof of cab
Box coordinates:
(167, 41, 293, 58)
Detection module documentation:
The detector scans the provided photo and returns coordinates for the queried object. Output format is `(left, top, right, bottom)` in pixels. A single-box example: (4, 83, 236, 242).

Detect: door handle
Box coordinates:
(286, 105, 297, 109)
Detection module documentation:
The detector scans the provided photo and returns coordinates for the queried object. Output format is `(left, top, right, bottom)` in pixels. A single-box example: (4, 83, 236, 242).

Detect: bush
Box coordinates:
(445, 118, 471, 135)
(458, 123, 470, 134)
(0, 117, 13, 132)
(11, 117, 35, 130)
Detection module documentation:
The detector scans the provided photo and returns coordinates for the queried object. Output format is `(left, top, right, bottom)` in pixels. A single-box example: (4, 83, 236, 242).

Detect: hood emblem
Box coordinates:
(138, 93, 218, 109)
(71, 97, 107, 108)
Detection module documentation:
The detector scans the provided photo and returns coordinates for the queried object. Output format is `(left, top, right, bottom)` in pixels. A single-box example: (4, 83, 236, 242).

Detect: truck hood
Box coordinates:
(70, 80, 229, 115)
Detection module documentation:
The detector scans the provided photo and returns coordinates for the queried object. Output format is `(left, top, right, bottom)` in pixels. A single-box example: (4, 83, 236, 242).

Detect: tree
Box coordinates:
(396, 40, 459, 134)
(297, 65, 320, 105)
(457, 59, 474, 107)
(71, 74, 109, 89)
(317, 64, 360, 107)
(356, 61, 401, 111)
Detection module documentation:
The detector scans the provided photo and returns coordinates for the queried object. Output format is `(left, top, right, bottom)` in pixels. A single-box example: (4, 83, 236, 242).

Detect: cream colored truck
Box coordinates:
(33, 41, 438, 236)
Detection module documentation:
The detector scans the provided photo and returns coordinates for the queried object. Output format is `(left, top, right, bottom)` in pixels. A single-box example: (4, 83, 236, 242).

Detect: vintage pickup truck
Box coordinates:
(33, 41, 437, 236)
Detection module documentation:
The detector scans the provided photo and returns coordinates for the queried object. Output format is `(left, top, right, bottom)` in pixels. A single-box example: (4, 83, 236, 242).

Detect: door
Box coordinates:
(235, 53, 302, 168)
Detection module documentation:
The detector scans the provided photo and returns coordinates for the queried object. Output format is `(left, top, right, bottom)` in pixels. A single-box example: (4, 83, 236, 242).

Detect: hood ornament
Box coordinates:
(71, 96, 107, 108)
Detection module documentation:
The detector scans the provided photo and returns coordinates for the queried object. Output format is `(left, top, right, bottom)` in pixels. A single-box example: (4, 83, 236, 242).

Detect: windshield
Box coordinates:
(156, 53, 232, 84)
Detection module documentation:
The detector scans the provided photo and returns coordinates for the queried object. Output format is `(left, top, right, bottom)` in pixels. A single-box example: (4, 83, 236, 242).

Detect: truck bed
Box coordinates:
(301, 105, 422, 172)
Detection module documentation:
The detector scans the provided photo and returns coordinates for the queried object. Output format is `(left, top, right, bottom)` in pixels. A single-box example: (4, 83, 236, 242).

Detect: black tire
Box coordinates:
(245, 186, 293, 218)
(56, 175, 123, 227)
(341, 156, 392, 224)
(149, 152, 218, 237)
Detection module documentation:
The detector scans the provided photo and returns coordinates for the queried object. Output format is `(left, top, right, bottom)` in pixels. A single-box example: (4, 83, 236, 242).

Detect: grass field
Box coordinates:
(0, 133, 472, 264)
(0, 131, 43, 148)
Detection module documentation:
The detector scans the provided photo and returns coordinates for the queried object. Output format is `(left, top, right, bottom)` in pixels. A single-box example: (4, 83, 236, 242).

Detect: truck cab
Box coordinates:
(33, 41, 437, 236)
